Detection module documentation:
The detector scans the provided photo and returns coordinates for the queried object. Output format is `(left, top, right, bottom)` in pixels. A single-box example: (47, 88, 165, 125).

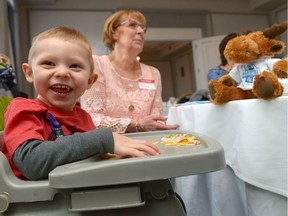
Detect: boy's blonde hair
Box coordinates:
(28, 26, 94, 73)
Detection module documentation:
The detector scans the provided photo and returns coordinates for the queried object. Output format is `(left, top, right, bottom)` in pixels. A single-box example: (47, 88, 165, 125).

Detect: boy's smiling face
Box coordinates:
(22, 38, 97, 111)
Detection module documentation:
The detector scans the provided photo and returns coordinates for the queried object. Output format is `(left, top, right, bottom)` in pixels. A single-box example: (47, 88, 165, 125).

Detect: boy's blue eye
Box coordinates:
(70, 64, 80, 68)
(43, 61, 54, 66)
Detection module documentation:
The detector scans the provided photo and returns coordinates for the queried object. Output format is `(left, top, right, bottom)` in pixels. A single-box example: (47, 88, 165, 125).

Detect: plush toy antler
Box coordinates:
(263, 20, 288, 39)
(208, 20, 288, 104)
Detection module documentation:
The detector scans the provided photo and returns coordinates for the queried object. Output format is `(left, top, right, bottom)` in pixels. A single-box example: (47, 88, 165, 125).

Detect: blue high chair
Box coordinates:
(0, 130, 225, 215)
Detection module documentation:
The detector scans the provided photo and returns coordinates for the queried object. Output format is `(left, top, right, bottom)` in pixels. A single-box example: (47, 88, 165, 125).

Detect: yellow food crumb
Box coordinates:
(100, 153, 117, 159)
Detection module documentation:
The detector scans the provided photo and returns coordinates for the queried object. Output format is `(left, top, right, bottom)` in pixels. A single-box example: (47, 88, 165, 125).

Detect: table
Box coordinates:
(167, 96, 288, 216)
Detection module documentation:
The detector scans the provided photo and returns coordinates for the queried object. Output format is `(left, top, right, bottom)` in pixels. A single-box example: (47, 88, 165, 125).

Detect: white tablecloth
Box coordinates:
(167, 96, 288, 216)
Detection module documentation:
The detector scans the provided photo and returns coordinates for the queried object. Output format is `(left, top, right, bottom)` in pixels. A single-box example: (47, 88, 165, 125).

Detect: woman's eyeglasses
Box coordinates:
(118, 20, 147, 33)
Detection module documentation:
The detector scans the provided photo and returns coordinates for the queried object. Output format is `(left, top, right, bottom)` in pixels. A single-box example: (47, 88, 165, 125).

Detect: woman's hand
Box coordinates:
(138, 115, 179, 131)
(112, 132, 161, 158)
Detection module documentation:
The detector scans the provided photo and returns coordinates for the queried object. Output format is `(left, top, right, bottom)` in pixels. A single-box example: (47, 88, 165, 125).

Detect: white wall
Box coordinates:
(28, 10, 112, 55)
(145, 61, 173, 101)
(211, 14, 269, 35)
(145, 28, 202, 41)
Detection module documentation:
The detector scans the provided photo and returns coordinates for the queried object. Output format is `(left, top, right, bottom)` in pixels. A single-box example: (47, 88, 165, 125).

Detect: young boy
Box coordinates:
(2, 26, 160, 180)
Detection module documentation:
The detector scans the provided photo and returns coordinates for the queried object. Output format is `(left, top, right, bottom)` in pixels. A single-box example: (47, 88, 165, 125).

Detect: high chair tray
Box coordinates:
(49, 130, 225, 189)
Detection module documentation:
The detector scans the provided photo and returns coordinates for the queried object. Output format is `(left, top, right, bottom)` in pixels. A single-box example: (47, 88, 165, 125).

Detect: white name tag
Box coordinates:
(138, 79, 156, 90)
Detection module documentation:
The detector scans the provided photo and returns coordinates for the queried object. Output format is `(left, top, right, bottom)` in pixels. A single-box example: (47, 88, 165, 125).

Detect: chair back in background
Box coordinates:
(0, 96, 13, 131)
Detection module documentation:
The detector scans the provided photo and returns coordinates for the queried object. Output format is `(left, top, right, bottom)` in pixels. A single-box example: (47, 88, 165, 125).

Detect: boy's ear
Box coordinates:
(22, 63, 34, 83)
(87, 73, 98, 89)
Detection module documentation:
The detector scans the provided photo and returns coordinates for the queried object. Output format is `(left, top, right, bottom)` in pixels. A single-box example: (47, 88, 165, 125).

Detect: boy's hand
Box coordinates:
(112, 132, 160, 158)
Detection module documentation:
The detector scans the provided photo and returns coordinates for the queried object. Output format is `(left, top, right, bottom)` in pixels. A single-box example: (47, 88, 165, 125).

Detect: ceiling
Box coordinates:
(16, 0, 286, 11)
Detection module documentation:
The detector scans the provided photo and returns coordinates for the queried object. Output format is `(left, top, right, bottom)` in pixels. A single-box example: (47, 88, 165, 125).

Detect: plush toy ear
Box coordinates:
(266, 39, 286, 55)
(271, 44, 284, 53)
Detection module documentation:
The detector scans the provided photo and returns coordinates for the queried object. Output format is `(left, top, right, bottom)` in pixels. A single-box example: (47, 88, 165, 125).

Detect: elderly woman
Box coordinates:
(81, 9, 178, 133)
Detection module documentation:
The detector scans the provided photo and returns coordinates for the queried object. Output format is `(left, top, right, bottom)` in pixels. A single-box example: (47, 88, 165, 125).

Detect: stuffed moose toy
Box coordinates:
(208, 20, 288, 104)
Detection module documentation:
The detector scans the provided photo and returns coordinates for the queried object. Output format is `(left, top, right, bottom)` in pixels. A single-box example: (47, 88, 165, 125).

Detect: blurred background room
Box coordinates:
(0, 0, 286, 101)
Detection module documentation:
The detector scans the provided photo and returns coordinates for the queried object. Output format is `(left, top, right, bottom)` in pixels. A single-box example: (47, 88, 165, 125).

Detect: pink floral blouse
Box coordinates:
(81, 55, 164, 133)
